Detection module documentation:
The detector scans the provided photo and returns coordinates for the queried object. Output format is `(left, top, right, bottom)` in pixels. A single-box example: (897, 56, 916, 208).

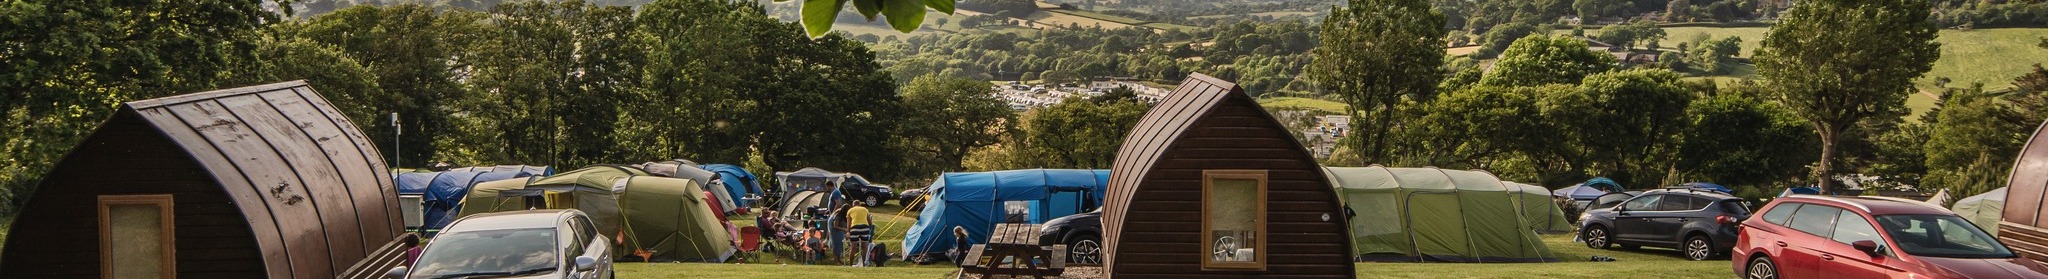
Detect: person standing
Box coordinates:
(846, 202, 874, 266)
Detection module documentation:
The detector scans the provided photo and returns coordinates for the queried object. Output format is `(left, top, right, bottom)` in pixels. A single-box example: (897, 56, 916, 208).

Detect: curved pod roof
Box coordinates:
(1, 81, 399, 279)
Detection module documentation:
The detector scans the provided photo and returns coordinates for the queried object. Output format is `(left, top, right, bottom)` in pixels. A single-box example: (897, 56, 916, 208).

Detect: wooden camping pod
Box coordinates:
(2004, 121, 2048, 265)
(1101, 73, 1353, 278)
(0, 81, 402, 279)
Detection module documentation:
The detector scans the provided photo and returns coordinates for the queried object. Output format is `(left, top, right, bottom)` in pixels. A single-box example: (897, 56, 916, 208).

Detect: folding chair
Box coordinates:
(738, 226, 763, 262)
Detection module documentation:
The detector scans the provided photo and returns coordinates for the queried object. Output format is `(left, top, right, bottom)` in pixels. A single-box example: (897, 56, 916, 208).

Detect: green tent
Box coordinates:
(1324, 166, 1558, 263)
(455, 166, 735, 262)
(1951, 187, 2007, 235)
(1508, 182, 1573, 234)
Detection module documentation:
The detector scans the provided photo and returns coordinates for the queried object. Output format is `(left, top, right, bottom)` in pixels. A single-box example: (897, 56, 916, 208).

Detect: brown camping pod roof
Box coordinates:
(1, 80, 399, 279)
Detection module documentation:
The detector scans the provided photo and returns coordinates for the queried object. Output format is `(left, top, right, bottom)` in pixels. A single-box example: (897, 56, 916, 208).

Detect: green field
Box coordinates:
(1587, 27, 2048, 119)
(617, 232, 1728, 278)
(1259, 97, 1350, 114)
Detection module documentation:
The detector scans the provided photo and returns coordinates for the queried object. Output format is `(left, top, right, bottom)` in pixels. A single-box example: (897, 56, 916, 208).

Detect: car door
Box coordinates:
(1815, 210, 1900, 278)
(1615, 194, 1665, 243)
(570, 216, 611, 279)
(1646, 195, 1700, 245)
(1776, 204, 1844, 279)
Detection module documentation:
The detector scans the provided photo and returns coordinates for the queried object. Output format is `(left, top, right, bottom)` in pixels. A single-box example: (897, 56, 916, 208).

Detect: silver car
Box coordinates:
(390, 209, 613, 279)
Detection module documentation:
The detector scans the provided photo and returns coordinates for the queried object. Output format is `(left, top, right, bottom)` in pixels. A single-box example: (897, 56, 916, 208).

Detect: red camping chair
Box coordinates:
(738, 226, 762, 262)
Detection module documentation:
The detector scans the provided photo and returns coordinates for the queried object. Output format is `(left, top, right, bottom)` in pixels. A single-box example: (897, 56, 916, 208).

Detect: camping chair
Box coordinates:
(738, 226, 763, 262)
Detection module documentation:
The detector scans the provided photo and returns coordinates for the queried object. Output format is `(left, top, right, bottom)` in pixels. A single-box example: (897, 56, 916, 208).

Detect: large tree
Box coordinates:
(1481, 35, 1618, 87)
(1755, 0, 1940, 193)
(633, 0, 903, 177)
(1308, 0, 1446, 164)
(442, 0, 638, 167)
(1, 0, 277, 213)
(287, 4, 481, 168)
(1541, 69, 1694, 186)
(897, 75, 1017, 175)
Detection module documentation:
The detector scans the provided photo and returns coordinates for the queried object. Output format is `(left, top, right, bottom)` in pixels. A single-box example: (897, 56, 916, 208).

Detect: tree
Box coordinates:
(1481, 35, 1618, 87)
(1477, 22, 1537, 58)
(1686, 36, 1741, 74)
(1541, 69, 1695, 186)
(1, 0, 276, 213)
(1308, 0, 1447, 164)
(1596, 19, 1666, 50)
(898, 75, 1017, 174)
(1922, 86, 2029, 199)
(1676, 91, 1816, 187)
(288, 4, 479, 168)
(1666, 0, 1694, 22)
(997, 97, 1149, 169)
(634, 0, 905, 178)
(1755, 0, 1940, 193)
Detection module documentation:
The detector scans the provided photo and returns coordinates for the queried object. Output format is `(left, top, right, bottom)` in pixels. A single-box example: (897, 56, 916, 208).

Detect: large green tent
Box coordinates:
(1324, 166, 1558, 263)
(455, 166, 735, 262)
(1508, 182, 1573, 234)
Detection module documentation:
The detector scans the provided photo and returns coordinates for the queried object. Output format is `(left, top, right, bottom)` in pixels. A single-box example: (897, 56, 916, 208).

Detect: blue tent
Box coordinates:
(395, 166, 550, 233)
(1552, 185, 1610, 200)
(701, 164, 762, 208)
(1780, 186, 1821, 197)
(901, 169, 1111, 258)
(1680, 182, 1733, 193)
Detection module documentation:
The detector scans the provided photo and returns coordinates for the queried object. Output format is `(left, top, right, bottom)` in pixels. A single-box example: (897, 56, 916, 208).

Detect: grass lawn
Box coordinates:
(1047, 9, 1146, 25)
(1583, 27, 2048, 120)
(1027, 10, 1137, 30)
(1357, 234, 1727, 279)
(617, 227, 1731, 278)
(1259, 96, 1350, 114)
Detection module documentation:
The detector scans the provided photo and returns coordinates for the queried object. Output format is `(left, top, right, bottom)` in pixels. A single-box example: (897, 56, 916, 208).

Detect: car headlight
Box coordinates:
(1580, 212, 1592, 220)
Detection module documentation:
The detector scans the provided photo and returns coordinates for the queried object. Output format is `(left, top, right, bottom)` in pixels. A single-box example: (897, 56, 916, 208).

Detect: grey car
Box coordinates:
(1579, 189, 1751, 261)
(390, 209, 614, 279)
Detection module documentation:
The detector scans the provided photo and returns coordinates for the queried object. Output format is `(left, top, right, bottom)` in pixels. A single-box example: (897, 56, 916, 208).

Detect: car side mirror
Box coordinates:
(575, 255, 598, 271)
(384, 266, 408, 279)
(1852, 240, 1881, 255)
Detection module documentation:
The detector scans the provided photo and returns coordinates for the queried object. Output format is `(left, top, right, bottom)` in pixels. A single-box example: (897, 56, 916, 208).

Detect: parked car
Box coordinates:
(390, 209, 613, 279)
(1580, 188, 1751, 260)
(1038, 210, 1103, 265)
(1733, 195, 2048, 279)
(899, 187, 929, 210)
(839, 174, 896, 207)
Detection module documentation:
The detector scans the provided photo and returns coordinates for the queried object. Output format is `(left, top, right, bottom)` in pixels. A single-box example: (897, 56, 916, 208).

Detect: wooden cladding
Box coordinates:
(1200, 170, 1267, 270)
(100, 194, 177, 279)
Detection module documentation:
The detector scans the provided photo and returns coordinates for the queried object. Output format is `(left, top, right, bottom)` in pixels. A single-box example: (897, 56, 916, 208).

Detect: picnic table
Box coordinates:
(960, 223, 1066, 278)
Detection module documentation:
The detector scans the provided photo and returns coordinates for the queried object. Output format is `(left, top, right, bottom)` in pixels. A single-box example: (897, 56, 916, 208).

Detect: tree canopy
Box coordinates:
(1756, 0, 1940, 192)
(1309, 0, 1446, 165)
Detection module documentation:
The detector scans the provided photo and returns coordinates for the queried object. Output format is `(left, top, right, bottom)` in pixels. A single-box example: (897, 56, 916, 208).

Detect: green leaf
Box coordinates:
(801, 0, 847, 38)
(923, 0, 954, 14)
(883, 0, 926, 33)
(853, 0, 882, 20)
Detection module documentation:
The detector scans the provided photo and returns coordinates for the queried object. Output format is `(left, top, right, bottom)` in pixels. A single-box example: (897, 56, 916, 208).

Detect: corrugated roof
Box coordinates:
(1100, 73, 1240, 271)
(127, 80, 399, 279)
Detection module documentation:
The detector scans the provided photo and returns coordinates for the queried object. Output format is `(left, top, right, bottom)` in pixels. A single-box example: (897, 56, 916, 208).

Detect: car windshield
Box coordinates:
(1873, 215, 2015, 259)
(410, 228, 559, 278)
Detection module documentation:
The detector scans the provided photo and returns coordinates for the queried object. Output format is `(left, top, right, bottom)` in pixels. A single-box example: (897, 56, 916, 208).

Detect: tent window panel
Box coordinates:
(1202, 170, 1266, 270)
(100, 194, 176, 279)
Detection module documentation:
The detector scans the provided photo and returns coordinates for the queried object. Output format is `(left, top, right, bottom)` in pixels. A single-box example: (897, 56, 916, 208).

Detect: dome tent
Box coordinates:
(702, 164, 764, 209)
(1325, 166, 1559, 263)
(1952, 187, 2008, 234)
(394, 167, 550, 233)
(636, 160, 739, 215)
(455, 166, 734, 262)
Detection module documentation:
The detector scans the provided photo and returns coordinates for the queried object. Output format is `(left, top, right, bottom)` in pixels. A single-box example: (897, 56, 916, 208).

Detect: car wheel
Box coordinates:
(1067, 234, 1102, 265)
(1746, 256, 1778, 279)
(1684, 235, 1714, 260)
(1583, 225, 1612, 249)
(865, 195, 883, 207)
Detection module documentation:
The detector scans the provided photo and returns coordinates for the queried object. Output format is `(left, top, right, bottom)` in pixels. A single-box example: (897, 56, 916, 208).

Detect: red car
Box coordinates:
(1733, 195, 2048, 279)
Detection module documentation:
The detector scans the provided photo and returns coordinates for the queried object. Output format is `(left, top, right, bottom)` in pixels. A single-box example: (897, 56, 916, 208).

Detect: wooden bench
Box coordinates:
(959, 224, 1065, 278)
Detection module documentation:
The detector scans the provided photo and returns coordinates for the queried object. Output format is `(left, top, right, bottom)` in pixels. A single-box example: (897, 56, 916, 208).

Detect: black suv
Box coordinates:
(838, 174, 896, 207)
(1038, 210, 1102, 265)
(1579, 189, 1751, 260)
